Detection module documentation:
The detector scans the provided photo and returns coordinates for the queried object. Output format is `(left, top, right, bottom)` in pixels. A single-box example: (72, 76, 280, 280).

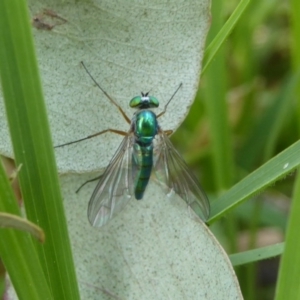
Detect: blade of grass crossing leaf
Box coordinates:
(0, 1, 80, 299)
(275, 173, 300, 299)
(0, 160, 52, 299)
(230, 243, 284, 267)
(208, 139, 300, 223)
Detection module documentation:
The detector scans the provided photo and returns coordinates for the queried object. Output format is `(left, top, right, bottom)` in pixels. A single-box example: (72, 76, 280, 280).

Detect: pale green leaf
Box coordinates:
(0, 0, 211, 174)
(61, 173, 243, 299)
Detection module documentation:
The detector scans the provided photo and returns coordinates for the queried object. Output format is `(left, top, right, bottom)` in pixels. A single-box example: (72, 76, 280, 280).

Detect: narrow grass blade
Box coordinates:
(274, 0, 300, 298)
(202, 0, 250, 74)
(0, 1, 80, 298)
(230, 243, 284, 267)
(275, 173, 300, 299)
(209, 139, 300, 223)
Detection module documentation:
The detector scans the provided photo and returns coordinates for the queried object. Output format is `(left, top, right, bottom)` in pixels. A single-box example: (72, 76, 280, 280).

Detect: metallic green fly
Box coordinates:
(57, 62, 210, 227)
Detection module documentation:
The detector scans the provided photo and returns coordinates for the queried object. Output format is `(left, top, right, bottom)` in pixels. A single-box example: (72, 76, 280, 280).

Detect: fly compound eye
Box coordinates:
(149, 96, 159, 108)
(129, 96, 142, 108)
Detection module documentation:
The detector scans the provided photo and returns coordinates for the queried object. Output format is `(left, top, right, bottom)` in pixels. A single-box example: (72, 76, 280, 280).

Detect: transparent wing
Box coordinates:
(154, 130, 210, 221)
(88, 134, 134, 227)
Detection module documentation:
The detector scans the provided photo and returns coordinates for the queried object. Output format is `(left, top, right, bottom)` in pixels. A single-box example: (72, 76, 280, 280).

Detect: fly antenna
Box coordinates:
(157, 83, 182, 118)
(80, 61, 130, 124)
(141, 89, 151, 97)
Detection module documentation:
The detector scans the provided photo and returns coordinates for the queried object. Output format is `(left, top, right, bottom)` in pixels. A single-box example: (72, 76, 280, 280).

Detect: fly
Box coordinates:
(56, 62, 210, 227)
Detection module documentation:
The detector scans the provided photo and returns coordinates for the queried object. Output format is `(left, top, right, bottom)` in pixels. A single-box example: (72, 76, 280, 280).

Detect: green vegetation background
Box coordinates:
(172, 0, 299, 299)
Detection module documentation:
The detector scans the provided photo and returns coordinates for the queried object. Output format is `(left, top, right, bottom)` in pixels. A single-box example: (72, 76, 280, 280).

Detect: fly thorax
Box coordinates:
(134, 110, 158, 145)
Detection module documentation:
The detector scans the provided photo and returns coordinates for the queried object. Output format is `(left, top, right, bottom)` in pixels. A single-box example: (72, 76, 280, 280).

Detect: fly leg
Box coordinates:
(56, 61, 131, 148)
(55, 129, 128, 193)
(81, 62, 131, 124)
(55, 129, 127, 148)
(157, 83, 182, 118)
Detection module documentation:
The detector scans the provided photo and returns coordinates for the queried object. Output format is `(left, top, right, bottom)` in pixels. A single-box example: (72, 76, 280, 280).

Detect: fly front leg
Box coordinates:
(157, 83, 182, 118)
(81, 62, 131, 124)
(55, 129, 128, 148)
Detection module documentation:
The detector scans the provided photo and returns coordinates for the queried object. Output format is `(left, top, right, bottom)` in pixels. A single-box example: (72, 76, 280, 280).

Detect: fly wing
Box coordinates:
(88, 134, 134, 227)
(154, 130, 210, 221)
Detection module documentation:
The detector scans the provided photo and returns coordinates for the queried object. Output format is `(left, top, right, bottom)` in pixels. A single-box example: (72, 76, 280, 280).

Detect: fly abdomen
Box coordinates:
(133, 143, 153, 200)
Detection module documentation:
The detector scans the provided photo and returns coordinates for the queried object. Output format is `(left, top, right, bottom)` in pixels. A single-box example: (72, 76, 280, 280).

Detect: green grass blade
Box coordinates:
(230, 243, 284, 267)
(202, 0, 250, 74)
(274, 0, 300, 298)
(208, 139, 300, 224)
(0, 1, 80, 299)
(0, 160, 53, 299)
(275, 173, 300, 299)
